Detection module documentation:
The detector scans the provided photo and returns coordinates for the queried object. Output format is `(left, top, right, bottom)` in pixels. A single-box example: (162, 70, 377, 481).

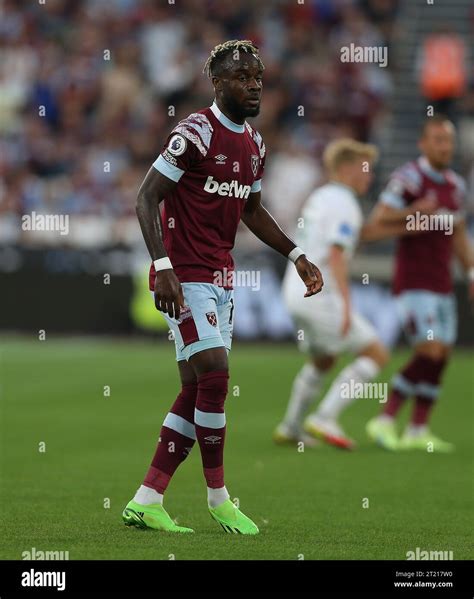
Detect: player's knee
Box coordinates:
(313, 355, 336, 371)
(415, 341, 449, 361)
(360, 342, 389, 368)
(196, 370, 229, 413)
(180, 381, 198, 401)
(178, 361, 198, 388)
(190, 347, 228, 376)
(377, 345, 390, 368)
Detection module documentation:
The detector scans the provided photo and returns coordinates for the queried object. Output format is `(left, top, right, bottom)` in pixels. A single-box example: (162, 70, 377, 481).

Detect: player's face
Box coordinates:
(217, 56, 263, 120)
(419, 123, 455, 170)
(351, 158, 374, 195)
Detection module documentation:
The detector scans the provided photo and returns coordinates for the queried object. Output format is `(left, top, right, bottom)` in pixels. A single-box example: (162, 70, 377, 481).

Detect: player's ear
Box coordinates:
(212, 76, 223, 92)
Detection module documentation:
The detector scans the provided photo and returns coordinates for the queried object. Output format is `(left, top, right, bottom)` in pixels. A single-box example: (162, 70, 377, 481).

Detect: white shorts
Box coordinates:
(284, 289, 377, 356)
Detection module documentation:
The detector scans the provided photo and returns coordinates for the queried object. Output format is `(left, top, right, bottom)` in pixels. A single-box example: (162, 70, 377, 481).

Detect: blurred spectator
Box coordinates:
(417, 26, 467, 121)
(0, 0, 401, 245)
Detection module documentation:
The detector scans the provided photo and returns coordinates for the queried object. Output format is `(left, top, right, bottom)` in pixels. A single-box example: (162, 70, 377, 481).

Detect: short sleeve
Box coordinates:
(379, 163, 422, 209)
(153, 112, 214, 182)
(329, 219, 360, 250)
(328, 217, 360, 251)
(249, 129, 266, 193)
(450, 172, 467, 217)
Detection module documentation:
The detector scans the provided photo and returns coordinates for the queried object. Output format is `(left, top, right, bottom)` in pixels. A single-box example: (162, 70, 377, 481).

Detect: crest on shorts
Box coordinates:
(251, 154, 259, 177)
(206, 311, 217, 327)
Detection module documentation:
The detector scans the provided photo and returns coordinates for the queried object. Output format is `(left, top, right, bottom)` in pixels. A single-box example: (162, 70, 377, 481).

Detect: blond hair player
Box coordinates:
(274, 139, 388, 449)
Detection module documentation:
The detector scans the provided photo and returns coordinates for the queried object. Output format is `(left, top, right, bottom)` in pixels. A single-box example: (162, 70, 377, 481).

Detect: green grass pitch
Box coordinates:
(1, 337, 472, 560)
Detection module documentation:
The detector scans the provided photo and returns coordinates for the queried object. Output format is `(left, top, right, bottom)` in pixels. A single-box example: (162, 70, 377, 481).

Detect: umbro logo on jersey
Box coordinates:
(215, 154, 227, 164)
(204, 176, 251, 199)
(204, 435, 221, 444)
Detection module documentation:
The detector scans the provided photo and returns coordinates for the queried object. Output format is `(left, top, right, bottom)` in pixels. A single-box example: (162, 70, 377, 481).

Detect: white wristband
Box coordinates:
(288, 247, 305, 263)
(468, 267, 474, 283)
(153, 257, 173, 271)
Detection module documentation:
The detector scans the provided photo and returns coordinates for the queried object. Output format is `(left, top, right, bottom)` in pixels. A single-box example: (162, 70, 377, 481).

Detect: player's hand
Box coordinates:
(295, 256, 324, 297)
(154, 270, 185, 319)
(411, 196, 438, 216)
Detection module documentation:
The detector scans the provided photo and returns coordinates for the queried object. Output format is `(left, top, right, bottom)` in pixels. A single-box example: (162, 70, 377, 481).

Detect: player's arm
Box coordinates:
(372, 169, 438, 225)
(452, 219, 474, 301)
(360, 205, 424, 241)
(136, 167, 184, 318)
(136, 167, 174, 259)
(328, 245, 351, 336)
(360, 172, 438, 242)
(368, 201, 433, 225)
(241, 191, 323, 297)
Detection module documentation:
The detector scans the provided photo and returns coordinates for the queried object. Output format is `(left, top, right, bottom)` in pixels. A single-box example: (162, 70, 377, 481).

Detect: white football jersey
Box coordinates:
(283, 181, 363, 298)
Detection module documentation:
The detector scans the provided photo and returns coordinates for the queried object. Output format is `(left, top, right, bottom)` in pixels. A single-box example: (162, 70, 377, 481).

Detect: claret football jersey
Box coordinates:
(148, 101, 266, 290)
(379, 156, 466, 294)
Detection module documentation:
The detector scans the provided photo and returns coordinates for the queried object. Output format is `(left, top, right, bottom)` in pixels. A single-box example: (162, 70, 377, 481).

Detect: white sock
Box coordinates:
(207, 486, 230, 508)
(315, 356, 380, 421)
(405, 424, 427, 437)
(282, 363, 323, 432)
(133, 485, 163, 505)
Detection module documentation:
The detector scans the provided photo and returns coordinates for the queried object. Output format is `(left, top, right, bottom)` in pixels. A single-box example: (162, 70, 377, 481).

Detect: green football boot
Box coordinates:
(366, 417, 399, 451)
(398, 431, 454, 453)
(209, 499, 259, 535)
(122, 500, 194, 533)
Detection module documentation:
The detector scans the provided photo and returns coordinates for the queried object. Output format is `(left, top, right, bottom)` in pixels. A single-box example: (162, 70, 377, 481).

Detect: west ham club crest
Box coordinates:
(251, 154, 259, 177)
(206, 312, 217, 327)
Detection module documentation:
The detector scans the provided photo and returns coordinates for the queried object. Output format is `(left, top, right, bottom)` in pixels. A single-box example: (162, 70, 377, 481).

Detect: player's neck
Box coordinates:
(421, 155, 446, 173)
(330, 178, 356, 195)
(214, 99, 246, 126)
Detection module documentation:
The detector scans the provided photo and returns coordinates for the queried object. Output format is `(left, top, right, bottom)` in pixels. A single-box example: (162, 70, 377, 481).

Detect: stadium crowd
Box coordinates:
(0, 0, 400, 245)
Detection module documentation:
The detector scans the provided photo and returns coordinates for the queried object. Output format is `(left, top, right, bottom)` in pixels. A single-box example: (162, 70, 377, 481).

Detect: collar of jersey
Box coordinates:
(210, 102, 246, 133)
(418, 156, 447, 184)
(329, 180, 356, 196)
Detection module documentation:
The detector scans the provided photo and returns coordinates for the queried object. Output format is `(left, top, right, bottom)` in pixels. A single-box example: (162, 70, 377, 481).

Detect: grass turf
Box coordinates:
(1, 337, 472, 560)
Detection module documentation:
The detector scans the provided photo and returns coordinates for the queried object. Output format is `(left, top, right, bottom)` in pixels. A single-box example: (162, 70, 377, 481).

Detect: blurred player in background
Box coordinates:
(122, 40, 323, 535)
(274, 139, 389, 450)
(366, 116, 474, 452)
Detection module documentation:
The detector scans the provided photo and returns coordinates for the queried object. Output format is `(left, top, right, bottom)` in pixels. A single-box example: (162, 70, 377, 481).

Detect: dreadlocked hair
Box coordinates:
(203, 39, 265, 78)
